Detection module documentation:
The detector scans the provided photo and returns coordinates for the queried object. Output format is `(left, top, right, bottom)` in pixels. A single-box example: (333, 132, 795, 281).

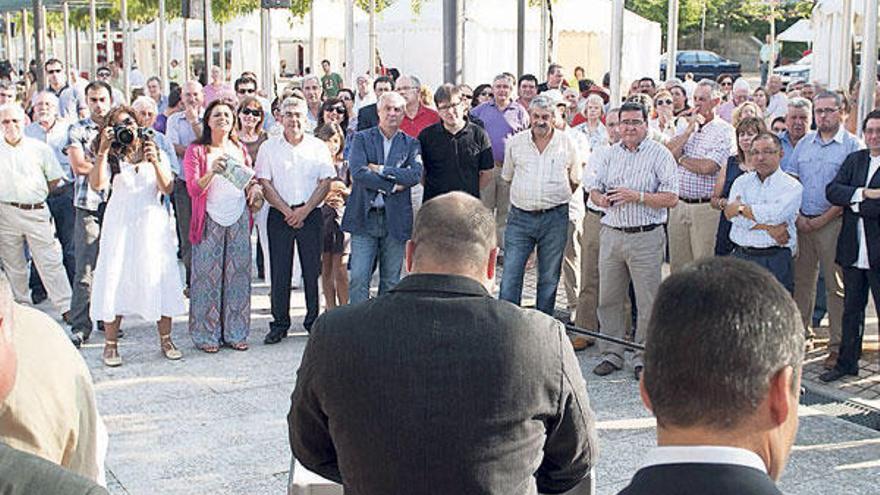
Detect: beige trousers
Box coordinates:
(575, 210, 602, 330)
(0, 203, 72, 312)
(562, 215, 583, 312)
(480, 166, 511, 249)
(668, 201, 718, 273)
(793, 216, 844, 349)
(597, 226, 665, 368)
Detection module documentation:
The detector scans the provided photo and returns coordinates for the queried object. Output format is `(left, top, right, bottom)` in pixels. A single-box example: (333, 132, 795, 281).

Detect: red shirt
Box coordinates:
(400, 105, 440, 138)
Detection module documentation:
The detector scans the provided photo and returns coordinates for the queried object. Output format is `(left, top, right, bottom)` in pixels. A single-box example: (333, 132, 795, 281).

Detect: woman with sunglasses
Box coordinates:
(237, 96, 270, 280)
(337, 88, 357, 133)
(651, 90, 678, 139)
(472, 84, 493, 107)
(88, 106, 185, 367)
(716, 74, 735, 101)
(711, 117, 766, 256)
(184, 100, 264, 353)
(317, 98, 350, 135)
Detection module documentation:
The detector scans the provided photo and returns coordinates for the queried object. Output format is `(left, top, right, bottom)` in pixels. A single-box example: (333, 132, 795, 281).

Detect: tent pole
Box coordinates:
(89, 0, 96, 77)
(122, 0, 130, 102)
(345, 0, 354, 84)
(516, 0, 524, 78)
(609, 0, 624, 104)
(33, 0, 46, 91)
(159, 0, 167, 91)
(260, 8, 272, 97)
(840, 0, 853, 90)
(22, 9, 29, 73)
(219, 23, 225, 82)
(539, 0, 547, 75)
(203, 0, 211, 82)
(183, 18, 190, 81)
(442, 0, 458, 83)
(369, 0, 376, 76)
(666, 0, 679, 80)
(63, 2, 71, 74)
(857, 0, 878, 133)
(308, 4, 315, 75)
(4, 13, 12, 66)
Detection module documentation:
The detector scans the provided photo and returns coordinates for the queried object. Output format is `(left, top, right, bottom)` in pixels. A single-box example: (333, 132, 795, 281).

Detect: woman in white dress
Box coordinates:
(89, 106, 185, 367)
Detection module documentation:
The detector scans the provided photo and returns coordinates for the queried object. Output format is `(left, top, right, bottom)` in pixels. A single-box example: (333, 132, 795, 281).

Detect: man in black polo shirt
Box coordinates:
(418, 84, 494, 203)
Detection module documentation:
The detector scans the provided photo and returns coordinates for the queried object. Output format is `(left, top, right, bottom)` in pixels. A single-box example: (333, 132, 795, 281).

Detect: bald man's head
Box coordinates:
(407, 192, 497, 287)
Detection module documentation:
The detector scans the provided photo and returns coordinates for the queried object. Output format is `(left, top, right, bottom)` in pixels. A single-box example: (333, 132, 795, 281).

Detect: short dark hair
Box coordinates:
(547, 63, 563, 75)
(433, 83, 461, 107)
(374, 75, 395, 91)
(167, 86, 182, 109)
(234, 76, 257, 91)
(863, 109, 880, 130)
(85, 80, 112, 98)
(518, 74, 538, 87)
(321, 59, 330, 66)
(618, 101, 648, 121)
(751, 131, 782, 152)
(644, 257, 803, 430)
(146, 76, 161, 86)
(638, 77, 655, 87)
(412, 192, 496, 271)
(735, 117, 768, 163)
(44, 58, 63, 69)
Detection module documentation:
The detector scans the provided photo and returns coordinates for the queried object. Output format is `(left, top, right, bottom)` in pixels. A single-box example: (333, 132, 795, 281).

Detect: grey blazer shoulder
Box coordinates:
(0, 443, 109, 495)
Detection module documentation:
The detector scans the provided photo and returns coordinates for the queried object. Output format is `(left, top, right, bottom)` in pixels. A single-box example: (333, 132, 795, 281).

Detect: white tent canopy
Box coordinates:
(350, 0, 661, 88)
(133, 1, 357, 84)
(778, 18, 812, 42)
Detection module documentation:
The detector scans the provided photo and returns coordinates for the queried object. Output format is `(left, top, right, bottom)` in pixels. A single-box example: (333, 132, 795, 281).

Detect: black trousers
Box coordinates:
(267, 206, 322, 333)
(733, 246, 793, 294)
(836, 266, 880, 374)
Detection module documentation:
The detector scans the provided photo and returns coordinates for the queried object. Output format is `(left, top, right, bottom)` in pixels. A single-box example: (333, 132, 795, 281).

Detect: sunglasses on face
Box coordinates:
(655, 99, 673, 106)
(721, 82, 733, 87)
(240, 108, 262, 117)
(237, 88, 256, 95)
(46, 69, 63, 75)
(97, 72, 111, 78)
(481, 92, 493, 98)
(461, 94, 473, 100)
(328, 106, 346, 115)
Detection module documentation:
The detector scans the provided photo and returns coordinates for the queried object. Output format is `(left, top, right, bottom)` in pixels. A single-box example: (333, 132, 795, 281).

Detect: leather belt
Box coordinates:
(515, 204, 566, 215)
(608, 223, 662, 234)
(587, 206, 605, 217)
(800, 213, 821, 219)
(735, 245, 790, 257)
(679, 197, 712, 204)
(4, 201, 46, 210)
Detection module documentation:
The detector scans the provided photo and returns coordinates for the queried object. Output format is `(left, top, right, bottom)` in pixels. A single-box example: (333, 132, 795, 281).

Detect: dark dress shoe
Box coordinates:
(70, 333, 83, 348)
(592, 361, 619, 376)
(634, 366, 644, 381)
(264, 331, 285, 345)
(819, 368, 857, 383)
(31, 291, 48, 305)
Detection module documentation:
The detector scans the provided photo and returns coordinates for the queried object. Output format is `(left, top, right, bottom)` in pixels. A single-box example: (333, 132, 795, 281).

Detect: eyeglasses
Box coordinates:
(46, 69, 63, 75)
(338, 95, 352, 101)
(237, 88, 256, 95)
(655, 99, 673, 106)
(721, 81, 733, 87)
(815, 108, 839, 115)
(328, 106, 346, 115)
(396, 86, 417, 92)
(240, 108, 262, 117)
(480, 92, 493, 98)
(461, 94, 473, 100)
(437, 100, 462, 111)
(96, 72, 111, 78)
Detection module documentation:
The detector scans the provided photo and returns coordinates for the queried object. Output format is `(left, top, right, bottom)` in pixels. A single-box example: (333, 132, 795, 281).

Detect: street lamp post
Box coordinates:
(857, 0, 878, 133)
(666, 0, 679, 81)
(610, 0, 624, 104)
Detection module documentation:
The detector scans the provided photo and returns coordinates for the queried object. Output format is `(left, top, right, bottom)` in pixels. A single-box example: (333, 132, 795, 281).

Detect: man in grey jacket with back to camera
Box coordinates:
(289, 191, 598, 494)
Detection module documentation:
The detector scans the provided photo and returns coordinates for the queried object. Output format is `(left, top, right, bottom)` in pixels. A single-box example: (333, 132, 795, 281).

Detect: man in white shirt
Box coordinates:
(257, 97, 335, 343)
(618, 256, 803, 495)
(0, 103, 72, 318)
(766, 75, 788, 120)
(724, 132, 803, 292)
(499, 94, 581, 315)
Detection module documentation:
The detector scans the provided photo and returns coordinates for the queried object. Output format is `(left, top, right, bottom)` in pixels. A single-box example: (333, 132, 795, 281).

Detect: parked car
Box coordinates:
(773, 54, 811, 85)
(659, 50, 742, 81)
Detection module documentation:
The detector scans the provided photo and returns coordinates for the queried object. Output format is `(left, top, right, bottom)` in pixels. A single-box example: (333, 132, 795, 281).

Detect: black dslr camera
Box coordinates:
(111, 125, 156, 148)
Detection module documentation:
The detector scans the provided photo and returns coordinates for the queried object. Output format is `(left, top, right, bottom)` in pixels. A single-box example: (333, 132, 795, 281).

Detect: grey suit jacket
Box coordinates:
(0, 443, 108, 495)
(289, 273, 598, 495)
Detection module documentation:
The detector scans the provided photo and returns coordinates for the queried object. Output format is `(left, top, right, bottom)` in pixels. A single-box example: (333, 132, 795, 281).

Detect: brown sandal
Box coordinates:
(103, 340, 122, 367)
(160, 335, 183, 360)
(228, 342, 249, 351)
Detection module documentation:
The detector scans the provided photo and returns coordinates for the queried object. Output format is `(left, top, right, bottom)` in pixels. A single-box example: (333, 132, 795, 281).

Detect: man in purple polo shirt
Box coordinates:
(471, 73, 530, 253)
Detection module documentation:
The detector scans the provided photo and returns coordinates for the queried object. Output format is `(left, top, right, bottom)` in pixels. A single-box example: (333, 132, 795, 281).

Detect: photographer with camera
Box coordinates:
(183, 100, 264, 353)
(88, 106, 185, 367)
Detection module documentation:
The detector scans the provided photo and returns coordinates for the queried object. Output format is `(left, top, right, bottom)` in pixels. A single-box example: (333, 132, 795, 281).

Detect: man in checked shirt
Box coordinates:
(666, 80, 734, 273)
(590, 101, 679, 380)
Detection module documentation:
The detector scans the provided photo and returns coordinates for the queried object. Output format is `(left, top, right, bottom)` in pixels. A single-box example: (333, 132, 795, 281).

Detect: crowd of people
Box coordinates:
(0, 56, 878, 383)
(0, 48, 876, 493)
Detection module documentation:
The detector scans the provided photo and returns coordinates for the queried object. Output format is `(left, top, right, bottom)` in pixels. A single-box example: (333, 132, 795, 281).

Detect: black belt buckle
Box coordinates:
(736, 245, 787, 257)
(613, 223, 661, 234)
(680, 197, 711, 204)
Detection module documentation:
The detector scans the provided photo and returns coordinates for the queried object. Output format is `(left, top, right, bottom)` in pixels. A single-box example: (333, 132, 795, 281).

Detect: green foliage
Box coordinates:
(625, 0, 814, 42)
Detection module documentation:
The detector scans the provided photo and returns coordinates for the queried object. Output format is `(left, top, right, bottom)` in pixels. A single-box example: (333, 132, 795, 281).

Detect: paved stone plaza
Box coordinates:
(70, 272, 880, 494)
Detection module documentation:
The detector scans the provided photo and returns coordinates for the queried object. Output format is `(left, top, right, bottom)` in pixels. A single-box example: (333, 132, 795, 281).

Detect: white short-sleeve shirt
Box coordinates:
(255, 134, 336, 206)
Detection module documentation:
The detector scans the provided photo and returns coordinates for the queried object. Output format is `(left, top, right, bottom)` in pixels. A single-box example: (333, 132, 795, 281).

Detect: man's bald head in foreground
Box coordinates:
(405, 192, 498, 291)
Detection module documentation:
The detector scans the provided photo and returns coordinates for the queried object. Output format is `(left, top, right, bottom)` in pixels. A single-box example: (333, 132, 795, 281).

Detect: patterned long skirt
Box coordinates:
(189, 211, 251, 348)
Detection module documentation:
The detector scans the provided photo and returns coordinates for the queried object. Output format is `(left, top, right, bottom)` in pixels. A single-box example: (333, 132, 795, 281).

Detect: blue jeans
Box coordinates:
(733, 246, 793, 294)
(349, 210, 406, 304)
(500, 205, 568, 315)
